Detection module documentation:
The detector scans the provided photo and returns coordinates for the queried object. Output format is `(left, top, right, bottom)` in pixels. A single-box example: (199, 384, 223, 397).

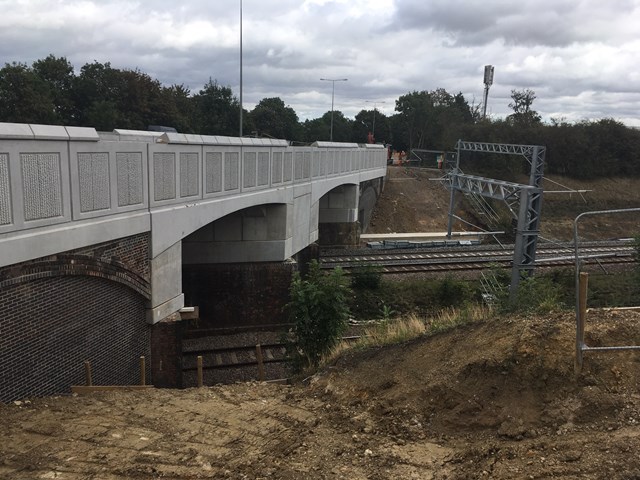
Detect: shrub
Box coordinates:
(351, 263, 383, 289)
(285, 261, 351, 370)
(509, 274, 563, 314)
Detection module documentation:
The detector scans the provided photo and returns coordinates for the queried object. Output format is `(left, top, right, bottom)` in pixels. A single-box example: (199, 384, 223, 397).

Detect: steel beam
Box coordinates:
(446, 139, 546, 301)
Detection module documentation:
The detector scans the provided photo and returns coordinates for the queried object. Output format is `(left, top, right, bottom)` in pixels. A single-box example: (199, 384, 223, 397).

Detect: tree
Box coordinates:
(157, 84, 195, 133)
(73, 61, 122, 130)
(192, 79, 240, 136)
(0, 62, 57, 124)
(352, 108, 391, 144)
(507, 89, 541, 126)
(395, 90, 433, 151)
(32, 55, 76, 124)
(301, 117, 327, 144)
(250, 97, 300, 140)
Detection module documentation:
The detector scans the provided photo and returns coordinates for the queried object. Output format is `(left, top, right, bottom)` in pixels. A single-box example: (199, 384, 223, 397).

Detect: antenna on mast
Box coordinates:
(482, 65, 494, 119)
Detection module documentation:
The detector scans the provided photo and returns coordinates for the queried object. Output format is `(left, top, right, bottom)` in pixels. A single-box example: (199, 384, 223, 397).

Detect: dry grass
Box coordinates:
(322, 305, 493, 366)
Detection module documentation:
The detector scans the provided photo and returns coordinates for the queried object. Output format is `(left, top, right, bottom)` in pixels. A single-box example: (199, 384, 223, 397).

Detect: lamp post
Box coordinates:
(365, 100, 386, 138)
(320, 78, 348, 141)
(239, 0, 243, 137)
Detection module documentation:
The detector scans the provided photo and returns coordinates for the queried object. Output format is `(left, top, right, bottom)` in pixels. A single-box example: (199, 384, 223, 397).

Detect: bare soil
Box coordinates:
(368, 166, 640, 240)
(2, 166, 640, 479)
(2, 312, 640, 479)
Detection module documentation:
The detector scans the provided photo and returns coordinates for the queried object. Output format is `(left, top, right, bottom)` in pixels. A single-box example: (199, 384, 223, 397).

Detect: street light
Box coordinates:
(239, 0, 243, 137)
(320, 78, 348, 141)
(365, 100, 386, 138)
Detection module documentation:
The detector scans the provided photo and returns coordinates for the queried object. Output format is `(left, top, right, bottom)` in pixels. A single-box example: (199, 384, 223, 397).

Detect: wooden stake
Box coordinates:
(140, 356, 146, 386)
(197, 355, 203, 387)
(256, 344, 265, 381)
(84, 360, 92, 386)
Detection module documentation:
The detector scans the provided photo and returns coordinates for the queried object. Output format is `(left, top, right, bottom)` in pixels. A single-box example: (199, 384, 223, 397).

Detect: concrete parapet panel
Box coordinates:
(0, 122, 34, 139)
(65, 126, 99, 141)
(29, 124, 69, 140)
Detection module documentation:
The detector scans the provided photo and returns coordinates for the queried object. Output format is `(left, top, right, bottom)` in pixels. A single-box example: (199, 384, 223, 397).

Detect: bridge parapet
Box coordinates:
(0, 123, 386, 268)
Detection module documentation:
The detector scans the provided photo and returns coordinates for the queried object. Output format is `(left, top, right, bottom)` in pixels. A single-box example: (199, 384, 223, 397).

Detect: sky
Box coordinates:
(1, 0, 639, 126)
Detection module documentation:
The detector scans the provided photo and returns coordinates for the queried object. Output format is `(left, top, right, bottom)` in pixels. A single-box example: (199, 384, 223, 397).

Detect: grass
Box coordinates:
(322, 304, 492, 366)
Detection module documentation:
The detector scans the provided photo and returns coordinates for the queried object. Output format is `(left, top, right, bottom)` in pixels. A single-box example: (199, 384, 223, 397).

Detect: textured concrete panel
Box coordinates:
(116, 152, 143, 206)
(303, 151, 311, 179)
(328, 151, 335, 174)
(272, 152, 283, 184)
(180, 152, 199, 198)
(243, 152, 257, 188)
(294, 151, 304, 180)
(78, 152, 110, 212)
(0, 154, 11, 225)
(153, 152, 176, 201)
(312, 151, 320, 177)
(224, 152, 239, 191)
(205, 151, 222, 193)
(21, 153, 63, 221)
(283, 152, 293, 182)
(258, 152, 270, 186)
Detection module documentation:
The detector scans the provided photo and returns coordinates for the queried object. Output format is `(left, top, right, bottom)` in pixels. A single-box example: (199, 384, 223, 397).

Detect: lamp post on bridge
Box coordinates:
(239, 0, 243, 137)
(320, 78, 348, 142)
(365, 100, 386, 139)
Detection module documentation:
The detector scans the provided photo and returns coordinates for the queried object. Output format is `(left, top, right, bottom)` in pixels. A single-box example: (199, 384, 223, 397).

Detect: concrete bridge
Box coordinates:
(0, 122, 387, 401)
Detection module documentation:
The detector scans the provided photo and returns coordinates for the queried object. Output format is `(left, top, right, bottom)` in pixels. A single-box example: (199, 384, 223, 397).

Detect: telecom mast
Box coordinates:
(482, 65, 494, 118)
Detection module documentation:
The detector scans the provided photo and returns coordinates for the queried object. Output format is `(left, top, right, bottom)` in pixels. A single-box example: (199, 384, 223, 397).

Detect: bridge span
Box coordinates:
(0, 123, 387, 401)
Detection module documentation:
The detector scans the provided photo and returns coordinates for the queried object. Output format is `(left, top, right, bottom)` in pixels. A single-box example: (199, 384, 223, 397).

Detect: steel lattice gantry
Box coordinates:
(446, 140, 546, 300)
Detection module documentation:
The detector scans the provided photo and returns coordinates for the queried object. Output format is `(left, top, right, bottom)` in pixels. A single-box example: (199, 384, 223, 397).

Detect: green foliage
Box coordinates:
(350, 276, 478, 320)
(0, 62, 57, 124)
(250, 97, 301, 140)
(3, 55, 640, 174)
(379, 302, 396, 321)
(437, 276, 472, 306)
(350, 263, 383, 289)
(507, 89, 541, 126)
(285, 261, 351, 370)
(488, 272, 565, 314)
(585, 269, 640, 308)
(192, 79, 240, 136)
(392, 88, 475, 152)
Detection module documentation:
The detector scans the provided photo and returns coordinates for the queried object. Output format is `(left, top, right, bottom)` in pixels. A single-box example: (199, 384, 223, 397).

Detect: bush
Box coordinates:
(351, 263, 383, 289)
(285, 261, 351, 370)
(508, 275, 563, 314)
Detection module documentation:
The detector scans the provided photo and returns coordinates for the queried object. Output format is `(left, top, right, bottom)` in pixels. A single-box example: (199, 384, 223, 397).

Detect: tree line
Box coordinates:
(2, 55, 640, 179)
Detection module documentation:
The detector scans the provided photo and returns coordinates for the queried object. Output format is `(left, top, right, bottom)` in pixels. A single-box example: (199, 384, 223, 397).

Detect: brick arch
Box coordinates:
(0, 275, 150, 402)
(0, 255, 150, 299)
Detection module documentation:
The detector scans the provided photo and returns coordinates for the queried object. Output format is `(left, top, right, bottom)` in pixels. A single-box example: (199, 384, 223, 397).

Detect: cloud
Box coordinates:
(0, 0, 638, 125)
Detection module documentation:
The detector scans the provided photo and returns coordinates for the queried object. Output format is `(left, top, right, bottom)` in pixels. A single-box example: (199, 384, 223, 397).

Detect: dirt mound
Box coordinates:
(311, 311, 640, 478)
(370, 166, 640, 240)
(2, 311, 639, 479)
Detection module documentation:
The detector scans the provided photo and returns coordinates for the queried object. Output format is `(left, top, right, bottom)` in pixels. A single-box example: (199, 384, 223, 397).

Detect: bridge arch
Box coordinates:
(0, 256, 150, 298)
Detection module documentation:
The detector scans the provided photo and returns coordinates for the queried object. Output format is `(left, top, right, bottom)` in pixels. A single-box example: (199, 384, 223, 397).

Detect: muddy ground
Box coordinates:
(2, 311, 640, 479)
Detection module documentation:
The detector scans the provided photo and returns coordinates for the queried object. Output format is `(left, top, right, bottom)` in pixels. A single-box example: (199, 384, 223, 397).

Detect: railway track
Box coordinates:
(320, 241, 636, 274)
